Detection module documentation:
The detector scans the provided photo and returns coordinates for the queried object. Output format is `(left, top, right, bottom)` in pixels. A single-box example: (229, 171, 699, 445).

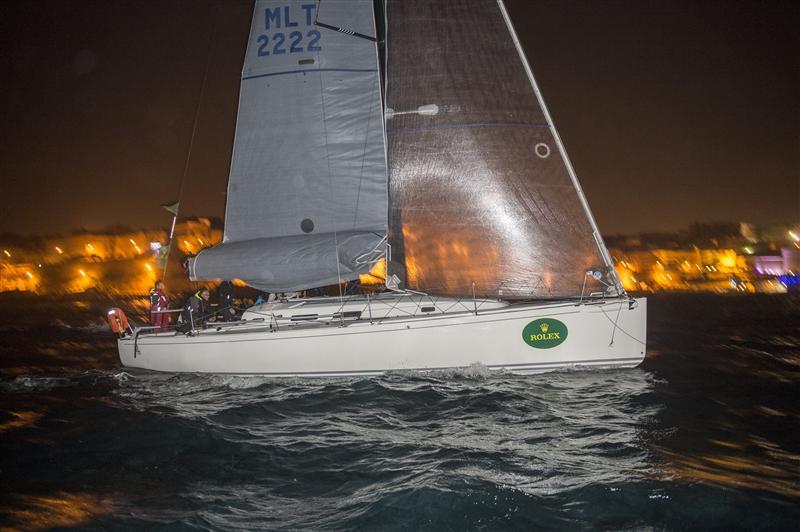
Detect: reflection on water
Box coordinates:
(641, 294, 800, 506)
(0, 294, 797, 528)
(653, 443, 800, 500)
(0, 410, 43, 432)
(0, 492, 114, 531)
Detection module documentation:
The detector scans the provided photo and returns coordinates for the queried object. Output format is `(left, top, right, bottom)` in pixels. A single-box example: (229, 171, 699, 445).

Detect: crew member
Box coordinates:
(217, 280, 237, 322)
(149, 281, 170, 331)
(179, 288, 214, 332)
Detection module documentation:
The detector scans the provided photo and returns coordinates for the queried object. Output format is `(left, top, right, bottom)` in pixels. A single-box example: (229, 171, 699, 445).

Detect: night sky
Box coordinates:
(1, 0, 797, 236)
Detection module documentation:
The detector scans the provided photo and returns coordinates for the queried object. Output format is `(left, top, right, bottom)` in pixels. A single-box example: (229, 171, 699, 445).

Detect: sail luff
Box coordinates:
(371, 0, 389, 246)
(219, 0, 260, 246)
(495, 0, 623, 293)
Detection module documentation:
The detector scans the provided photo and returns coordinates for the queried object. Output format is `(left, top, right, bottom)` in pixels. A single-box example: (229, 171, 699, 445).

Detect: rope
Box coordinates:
(579, 273, 588, 304)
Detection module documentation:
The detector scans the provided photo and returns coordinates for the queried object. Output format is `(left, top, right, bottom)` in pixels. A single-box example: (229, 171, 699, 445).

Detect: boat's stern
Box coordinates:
(117, 337, 137, 369)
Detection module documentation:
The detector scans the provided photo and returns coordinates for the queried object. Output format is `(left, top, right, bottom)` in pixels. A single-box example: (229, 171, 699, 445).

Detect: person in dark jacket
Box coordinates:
(217, 281, 237, 322)
(149, 281, 170, 331)
(179, 288, 214, 332)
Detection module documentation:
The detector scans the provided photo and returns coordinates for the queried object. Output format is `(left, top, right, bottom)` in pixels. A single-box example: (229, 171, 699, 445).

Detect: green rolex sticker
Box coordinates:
(522, 318, 568, 349)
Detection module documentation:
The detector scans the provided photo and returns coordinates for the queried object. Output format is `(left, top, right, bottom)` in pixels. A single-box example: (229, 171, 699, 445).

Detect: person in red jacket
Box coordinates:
(149, 281, 170, 331)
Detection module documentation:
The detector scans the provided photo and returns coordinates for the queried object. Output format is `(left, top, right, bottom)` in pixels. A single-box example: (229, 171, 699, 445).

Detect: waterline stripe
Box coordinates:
(128, 357, 644, 376)
(242, 68, 377, 81)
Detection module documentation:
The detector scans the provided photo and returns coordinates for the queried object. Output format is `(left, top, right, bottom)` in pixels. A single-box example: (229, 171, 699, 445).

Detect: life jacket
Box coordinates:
(106, 308, 130, 336)
(150, 288, 167, 312)
(149, 288, 159, 308)
(185, 291, 208, 315)
(178, 291, 199, 332)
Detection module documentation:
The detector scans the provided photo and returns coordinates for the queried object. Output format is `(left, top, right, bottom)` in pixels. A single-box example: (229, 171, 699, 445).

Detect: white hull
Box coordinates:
(119, 296, 647, 377)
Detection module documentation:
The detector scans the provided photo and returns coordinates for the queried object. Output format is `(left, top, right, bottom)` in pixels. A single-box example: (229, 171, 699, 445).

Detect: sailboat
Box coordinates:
(118, 0, 647, 376)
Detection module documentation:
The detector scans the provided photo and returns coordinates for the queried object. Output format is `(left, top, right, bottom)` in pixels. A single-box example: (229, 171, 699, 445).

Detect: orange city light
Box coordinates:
(79, 269, 87, 277)
(2, 249, 10, 257)
(55, 246, 63, 254)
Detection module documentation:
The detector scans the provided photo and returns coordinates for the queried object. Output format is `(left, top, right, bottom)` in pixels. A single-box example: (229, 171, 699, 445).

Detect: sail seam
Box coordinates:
(387, 122, 549, 133)
(242, 68, 377, 81)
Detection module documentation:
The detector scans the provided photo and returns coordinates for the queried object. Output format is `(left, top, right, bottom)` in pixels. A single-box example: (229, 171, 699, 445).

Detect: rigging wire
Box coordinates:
(162, 6, 220, 282)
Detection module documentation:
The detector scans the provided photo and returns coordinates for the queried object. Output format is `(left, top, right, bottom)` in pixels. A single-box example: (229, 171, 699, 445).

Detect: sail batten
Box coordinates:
(242, 67, 378, 81)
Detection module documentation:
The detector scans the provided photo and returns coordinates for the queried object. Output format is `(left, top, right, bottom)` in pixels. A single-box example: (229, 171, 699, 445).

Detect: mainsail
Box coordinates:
(191, 0, 386, 292)
(384, 0, 619, 299)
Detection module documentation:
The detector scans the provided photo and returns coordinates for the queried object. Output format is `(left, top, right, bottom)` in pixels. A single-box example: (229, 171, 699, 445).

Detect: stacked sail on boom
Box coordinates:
(191, 0, 386, 292)
(384, 0, 619, 299)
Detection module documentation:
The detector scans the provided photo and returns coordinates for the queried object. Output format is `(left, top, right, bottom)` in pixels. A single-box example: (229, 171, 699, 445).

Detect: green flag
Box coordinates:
(161, 201, 180, 216)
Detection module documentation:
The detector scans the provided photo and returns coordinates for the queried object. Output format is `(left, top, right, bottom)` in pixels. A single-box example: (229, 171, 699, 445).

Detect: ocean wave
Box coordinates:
(2, 294, 799, 529)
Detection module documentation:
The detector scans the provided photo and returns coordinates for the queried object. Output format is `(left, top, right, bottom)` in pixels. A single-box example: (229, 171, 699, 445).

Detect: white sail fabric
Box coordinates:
(189, 231, 383, 293)
(191, 0, 386, 291)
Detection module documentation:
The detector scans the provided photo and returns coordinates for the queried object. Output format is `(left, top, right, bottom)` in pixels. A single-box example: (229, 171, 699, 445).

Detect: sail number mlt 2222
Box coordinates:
(256, 4, 322, 56)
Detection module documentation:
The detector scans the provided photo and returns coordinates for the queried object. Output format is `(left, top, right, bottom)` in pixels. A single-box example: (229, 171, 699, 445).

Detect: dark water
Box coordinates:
(1, 294, 798, 530)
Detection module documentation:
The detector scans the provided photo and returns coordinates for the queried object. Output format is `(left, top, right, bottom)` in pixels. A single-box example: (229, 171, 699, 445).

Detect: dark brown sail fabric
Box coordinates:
(385, 0, 613, 299)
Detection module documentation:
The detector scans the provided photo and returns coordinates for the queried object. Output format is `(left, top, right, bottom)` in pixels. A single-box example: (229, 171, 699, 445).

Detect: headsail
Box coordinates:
(191, 0, 386, 292)
(384, 0, 619, 299)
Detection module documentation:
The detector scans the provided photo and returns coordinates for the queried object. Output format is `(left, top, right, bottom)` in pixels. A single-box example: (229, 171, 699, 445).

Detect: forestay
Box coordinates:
(191, 0, 386, 292)
(384, 0, 618, 299)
